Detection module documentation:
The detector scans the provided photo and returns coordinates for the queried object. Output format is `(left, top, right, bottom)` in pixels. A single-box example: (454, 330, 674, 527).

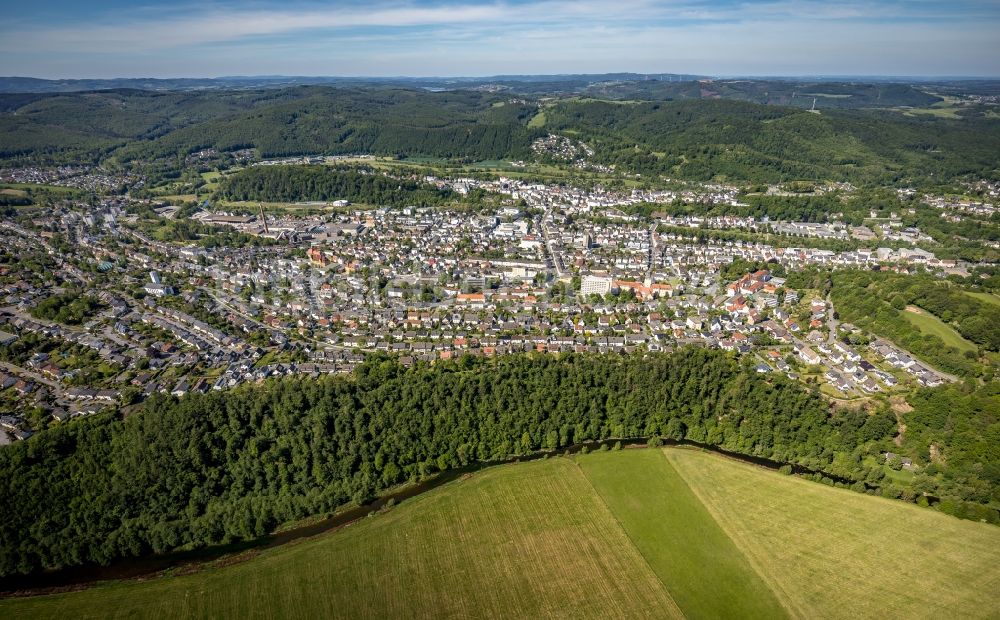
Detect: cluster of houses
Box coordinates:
(0, 414, 32, 442)
(870, 339, 947, 387)
(0, 372, 36, 397)
(718, 270, 931, 396)
(0, 167, 975, 444)
(531, 134, 595, 161)
(0, 165, 139, 193)
(3, 313, 130, 367)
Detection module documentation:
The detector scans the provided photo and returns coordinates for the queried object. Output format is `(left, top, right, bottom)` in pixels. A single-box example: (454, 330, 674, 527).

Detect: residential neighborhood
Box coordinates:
(0, 168, 971, 444)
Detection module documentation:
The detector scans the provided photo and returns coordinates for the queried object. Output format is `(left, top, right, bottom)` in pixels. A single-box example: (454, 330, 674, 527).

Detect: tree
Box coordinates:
(0, 347, 993, 578)
(665, 418, 686, 441)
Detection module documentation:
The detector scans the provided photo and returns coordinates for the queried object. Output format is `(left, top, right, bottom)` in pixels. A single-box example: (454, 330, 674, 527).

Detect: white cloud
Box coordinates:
(7, 4, 501, 51)
(1, 0, 998, 77)
(2, 1, 684, 53)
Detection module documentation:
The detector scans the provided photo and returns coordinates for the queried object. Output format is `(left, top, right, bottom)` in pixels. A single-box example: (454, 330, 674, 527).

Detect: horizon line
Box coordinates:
(5, 72, 1000, 82)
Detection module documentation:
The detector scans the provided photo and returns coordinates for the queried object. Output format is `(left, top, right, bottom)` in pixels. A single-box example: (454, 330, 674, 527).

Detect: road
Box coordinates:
(202, 288, 271, 331)
(648, 222, 658, 270)
(0, 361, 64, 397)
(825, 292, 839, 345)
(825, 295, 958, 384)
(540, 209, 565, 278)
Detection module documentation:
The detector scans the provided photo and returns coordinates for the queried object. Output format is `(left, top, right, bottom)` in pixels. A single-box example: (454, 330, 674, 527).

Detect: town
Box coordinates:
(0, 166, 973, 444)
(3, 14, 1000, 612)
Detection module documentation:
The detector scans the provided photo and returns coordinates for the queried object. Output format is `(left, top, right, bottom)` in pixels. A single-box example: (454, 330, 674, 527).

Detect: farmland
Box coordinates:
(577, 449, 787, 619)
(4, 448, 1000, 619)
(0, 457, 682, 620)
(667, 449, 1000, 619)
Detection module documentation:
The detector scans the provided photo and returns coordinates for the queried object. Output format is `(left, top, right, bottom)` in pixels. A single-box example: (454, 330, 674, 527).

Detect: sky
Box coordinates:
(1, 0, 999, 79)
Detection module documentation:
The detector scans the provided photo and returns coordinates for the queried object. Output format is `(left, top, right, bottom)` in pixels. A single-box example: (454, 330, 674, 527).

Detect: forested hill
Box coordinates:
(1, 348, 996, 579)
(0, 75, 941, 102)
(0, 87, 543, 164)
(540, 99, 1000, 184)
(216, 166, 459, 206)
(0, 73, 709, 94)
(579, 79, 944, 109)
(2, 86, 999, 186)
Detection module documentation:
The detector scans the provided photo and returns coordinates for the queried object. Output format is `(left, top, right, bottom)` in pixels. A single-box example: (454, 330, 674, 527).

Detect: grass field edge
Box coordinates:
(662, 448, 808, 620)
(570, 455, 688, 619)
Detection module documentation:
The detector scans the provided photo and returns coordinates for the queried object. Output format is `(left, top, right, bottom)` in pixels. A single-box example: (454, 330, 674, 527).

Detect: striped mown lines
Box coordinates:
(667, 448, 1000, 619)
(577, 449, 789, 620)
(5, 448, 999, 619)
(1, 458, 681, 620)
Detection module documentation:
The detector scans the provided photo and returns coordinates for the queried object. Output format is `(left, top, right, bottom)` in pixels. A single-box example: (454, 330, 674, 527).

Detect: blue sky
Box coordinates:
(2, 0, 998, 78)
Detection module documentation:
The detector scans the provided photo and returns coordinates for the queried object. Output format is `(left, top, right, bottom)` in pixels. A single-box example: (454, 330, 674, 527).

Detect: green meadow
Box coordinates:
(5, 448, 999, 619)
(902, 306, 978, 353)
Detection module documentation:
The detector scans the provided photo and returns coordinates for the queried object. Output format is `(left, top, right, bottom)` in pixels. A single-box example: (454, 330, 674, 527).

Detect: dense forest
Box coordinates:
(0, 87, 543, 165)
(904, 382, 1000, 513)
(542, 99, 1000, 185)
(1, 348, 996, 578)
(581, 79, 944, 109)
(216, 165, 458, 206)
(2, 86, 998, 187)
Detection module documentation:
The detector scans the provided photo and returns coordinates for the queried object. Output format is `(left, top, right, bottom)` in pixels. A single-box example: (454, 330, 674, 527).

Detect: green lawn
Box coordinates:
(527, 110, 547, 128)
(468, 159, 516, 169)
(667, 448, 1000, 619)
(5, 449, 1000, 619)
(902, 306, 977, 353)
(900, 106, 963, 119)
(400, 155, 449, 165)
(862, 456, 916, 486)
(965, 291, 1000, 308)
(155, 193, 198, 203)
(0, 182, 82, 195)
(576, 449, 788, 619)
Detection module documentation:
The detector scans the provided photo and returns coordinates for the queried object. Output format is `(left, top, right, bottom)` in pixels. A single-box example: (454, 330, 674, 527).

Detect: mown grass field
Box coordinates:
(899, 106, 963, 119)
(902, 306, 977, 352)
(4, 449, 1000, 619)
(667, 449, 1000, 619)
(576, 449, 788, 619)
(0, 458, 682, 620)
(0, 182, 77, 192)
(199, 171, 221, 191)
